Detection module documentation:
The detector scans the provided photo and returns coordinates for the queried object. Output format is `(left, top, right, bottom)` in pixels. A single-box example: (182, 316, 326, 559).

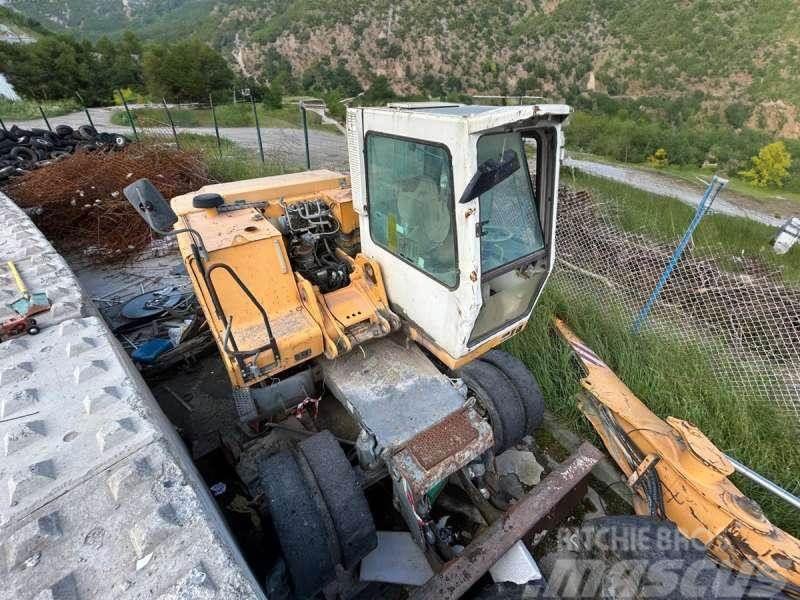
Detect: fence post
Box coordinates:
(75, 92, 95, 130)
(38, 104, 53, 133)
(209, 94, 222, 158)
(300, 102, 311, 170)
(162, 98, 180, 149)
(250, 92, 265, 164)
(0, 117, 7, 133)
(632, 176, 727, 333)
(117, 89, 139, 141)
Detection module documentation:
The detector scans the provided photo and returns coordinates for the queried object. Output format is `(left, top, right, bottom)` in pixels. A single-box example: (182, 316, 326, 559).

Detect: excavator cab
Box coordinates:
(124, 102, 572, 597)
(347, 103, 569, 365)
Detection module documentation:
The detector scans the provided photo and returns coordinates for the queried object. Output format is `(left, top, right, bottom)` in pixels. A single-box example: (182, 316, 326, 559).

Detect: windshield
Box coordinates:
(477, 132, 544, 273)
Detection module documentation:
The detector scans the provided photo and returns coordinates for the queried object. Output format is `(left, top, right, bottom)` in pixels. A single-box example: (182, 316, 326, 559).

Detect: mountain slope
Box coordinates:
(6, 0, 800, 135)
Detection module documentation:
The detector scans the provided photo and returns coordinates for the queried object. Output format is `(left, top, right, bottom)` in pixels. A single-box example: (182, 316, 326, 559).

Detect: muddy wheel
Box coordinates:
(457, 360, 526, 453)
(298, 430, 377, 569)
(480, 349, 545, 434)
(260, 431, 376, 598)
(260, 449, 338, 598)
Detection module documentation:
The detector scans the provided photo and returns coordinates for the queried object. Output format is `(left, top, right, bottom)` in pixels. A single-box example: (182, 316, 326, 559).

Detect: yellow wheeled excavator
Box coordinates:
(124, 102, 573, 597)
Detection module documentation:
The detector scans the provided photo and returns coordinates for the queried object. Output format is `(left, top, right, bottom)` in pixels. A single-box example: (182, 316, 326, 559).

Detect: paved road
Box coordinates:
(564, 157, 785, 228)
(12, 107, 350, 171)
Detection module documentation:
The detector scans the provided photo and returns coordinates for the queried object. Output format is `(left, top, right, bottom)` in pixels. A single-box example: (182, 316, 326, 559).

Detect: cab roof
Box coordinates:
(357, 102, 571, 134)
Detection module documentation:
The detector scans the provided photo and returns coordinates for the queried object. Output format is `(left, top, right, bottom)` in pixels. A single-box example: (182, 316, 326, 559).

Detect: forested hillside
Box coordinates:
(7, 0, 800, 137)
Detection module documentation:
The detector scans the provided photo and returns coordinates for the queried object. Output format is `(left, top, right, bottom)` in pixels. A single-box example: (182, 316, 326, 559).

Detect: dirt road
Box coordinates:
(564, 157, 786, 227)
(9, 109, 792, 228)
(12, 107, 350, 170)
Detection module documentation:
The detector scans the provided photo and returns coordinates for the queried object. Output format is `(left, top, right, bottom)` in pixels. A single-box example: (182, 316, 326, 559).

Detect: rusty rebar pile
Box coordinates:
(2, 145, 211, 263)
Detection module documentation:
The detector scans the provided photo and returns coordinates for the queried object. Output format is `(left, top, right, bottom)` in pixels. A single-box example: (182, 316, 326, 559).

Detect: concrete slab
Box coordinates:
(0, 191, 265, 599)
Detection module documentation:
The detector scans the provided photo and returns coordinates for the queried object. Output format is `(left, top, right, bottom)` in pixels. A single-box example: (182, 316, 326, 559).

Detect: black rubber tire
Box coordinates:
(298, 430, 377, 569)
(457, 360, 526, 453)
(31, 137, 54, 150)
(77, 125, 97, 140)
(260, 450, 338, 598)
(97, 132, 114, 144)
(0, 165, 15, 179)
(472, 581, 546, 599)
(113, 134, 129, 148)
(10, 146, 37, 162)
(9, 125, 31, 138)
(30, 128, 49, 136)
(192, 193, 225, 209)
(480, 349, 545, 434)
(49, 151, 70, 160)
(55, 124, 73, 137)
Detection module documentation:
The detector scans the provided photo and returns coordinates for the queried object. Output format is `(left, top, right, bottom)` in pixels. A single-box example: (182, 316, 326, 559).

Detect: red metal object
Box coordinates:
(0, 315, 39, 341)
(409, 442, 603, 600)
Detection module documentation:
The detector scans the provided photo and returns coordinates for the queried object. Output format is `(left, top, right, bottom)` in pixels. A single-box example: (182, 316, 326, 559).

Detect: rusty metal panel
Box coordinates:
(407, 408, 479, 470)
(409, 442, 603, 600)
(391, 408, 493, 500)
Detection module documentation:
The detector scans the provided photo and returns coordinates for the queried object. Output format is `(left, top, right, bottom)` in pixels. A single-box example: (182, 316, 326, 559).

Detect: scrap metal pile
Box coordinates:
(0, 123, 131, 182)
(2, 144, 211, 263)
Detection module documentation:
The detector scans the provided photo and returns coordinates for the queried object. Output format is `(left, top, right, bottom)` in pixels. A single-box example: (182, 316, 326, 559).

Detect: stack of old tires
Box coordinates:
(0, 124, 130, 182)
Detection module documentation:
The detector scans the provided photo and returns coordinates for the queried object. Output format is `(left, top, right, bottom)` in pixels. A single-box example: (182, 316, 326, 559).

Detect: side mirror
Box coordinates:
(123, 178, 178, 232)
(459, 149, 521, 203)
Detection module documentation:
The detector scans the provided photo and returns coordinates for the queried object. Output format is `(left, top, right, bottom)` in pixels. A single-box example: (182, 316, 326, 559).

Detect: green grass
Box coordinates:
(563, 170, 800, 283)
(657, 163, 800, 209)
(168, 132, 299, 182)
(505, 286, 800, 537)
(570, 150, 800, 213)
(0, 98, 80, 121)
(110, 104, 341, 135)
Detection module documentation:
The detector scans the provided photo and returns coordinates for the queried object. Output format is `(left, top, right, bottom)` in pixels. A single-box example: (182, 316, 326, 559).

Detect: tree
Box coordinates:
(143, 39, 234, 102)
(0, 35, 114, 105)
(364, 75, 395, 104)
(739, 141, 792, 187)
(724, 102, 750, 130)
(262, 82, 283, 110)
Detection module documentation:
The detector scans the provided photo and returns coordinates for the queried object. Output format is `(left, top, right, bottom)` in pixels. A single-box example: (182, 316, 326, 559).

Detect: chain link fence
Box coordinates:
(110, 98, 349, 173)
(552, 188, 800, 422)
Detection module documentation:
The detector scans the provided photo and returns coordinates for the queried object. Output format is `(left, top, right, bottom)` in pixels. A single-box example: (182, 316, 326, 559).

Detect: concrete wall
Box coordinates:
(0, 192, 265, 599)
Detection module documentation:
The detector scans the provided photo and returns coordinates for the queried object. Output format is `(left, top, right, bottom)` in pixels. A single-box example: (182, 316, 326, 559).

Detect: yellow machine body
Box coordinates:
(171, 170, 398, 389)
(555, 319, 800, 588)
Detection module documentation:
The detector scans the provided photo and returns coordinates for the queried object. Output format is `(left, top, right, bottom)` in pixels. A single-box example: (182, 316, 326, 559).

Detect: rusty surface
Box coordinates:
(3, 143, 210, 263)
(390, 408, 493, 500)
(409, 442, 603, 600)
(556, 318, 800, 589)
(407, 408, 479, 470)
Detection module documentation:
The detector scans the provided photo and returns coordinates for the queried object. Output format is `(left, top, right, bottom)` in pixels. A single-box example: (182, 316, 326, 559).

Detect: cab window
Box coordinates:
(365, 134, 458, 288)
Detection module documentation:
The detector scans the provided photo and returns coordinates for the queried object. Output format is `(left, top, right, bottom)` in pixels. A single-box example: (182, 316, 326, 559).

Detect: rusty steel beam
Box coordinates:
(410, 442, 603, 600)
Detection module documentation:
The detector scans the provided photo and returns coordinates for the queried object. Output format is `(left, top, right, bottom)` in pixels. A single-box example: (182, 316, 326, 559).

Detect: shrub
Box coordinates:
(739, 141, 792, 188)
(646, 148, 669, 167)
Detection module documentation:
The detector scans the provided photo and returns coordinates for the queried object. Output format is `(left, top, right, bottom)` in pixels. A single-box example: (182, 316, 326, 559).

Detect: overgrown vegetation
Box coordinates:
(564, 171, 800, 283)
(506, 287, 800, 537)
(565, 108, 800, 194)
(174, 132, 295, 182)
(109, 103, 340, 134)
(0, 97, 79, 120)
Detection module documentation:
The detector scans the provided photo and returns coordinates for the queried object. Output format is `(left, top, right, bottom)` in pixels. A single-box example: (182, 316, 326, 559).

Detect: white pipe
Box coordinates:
(725, 454, 800, 512)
